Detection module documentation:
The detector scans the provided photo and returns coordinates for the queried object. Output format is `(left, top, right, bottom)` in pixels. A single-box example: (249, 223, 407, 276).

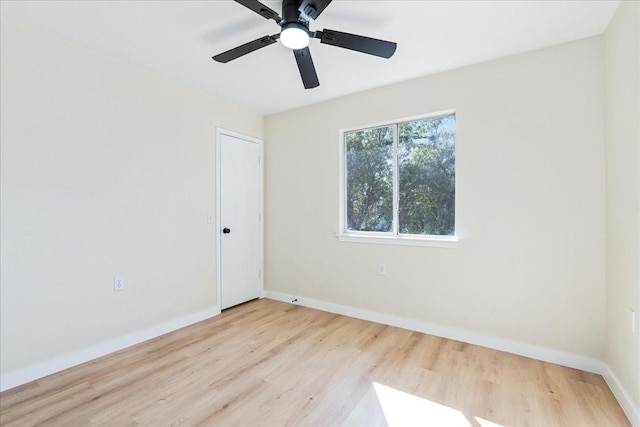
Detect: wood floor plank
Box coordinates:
(0, 299, 631, 426)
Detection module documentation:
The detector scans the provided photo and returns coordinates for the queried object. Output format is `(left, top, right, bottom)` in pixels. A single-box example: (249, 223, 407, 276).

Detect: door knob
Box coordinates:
(223, 227, 231, 234)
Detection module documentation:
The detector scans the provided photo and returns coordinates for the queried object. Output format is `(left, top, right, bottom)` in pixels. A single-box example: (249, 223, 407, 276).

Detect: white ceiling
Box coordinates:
(0, 0, 619, 115)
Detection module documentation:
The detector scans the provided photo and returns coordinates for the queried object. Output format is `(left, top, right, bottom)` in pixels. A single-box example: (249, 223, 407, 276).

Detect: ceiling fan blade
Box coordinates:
(298, 0, 333, 21)
(234, 0, 282, 23)
(212, 34, 279, 63)
(293, 48, 320, 89)
(318, 29, 397, 59)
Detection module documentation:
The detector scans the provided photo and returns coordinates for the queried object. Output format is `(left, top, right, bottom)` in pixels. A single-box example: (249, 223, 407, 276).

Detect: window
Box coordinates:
(339, 112, 457, 247)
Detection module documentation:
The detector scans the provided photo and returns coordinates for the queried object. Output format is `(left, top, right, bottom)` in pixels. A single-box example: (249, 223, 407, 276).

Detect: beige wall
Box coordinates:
(265, 36, 607, 359)
(0, 20, 263, 375)
(605, 0, 640, 408)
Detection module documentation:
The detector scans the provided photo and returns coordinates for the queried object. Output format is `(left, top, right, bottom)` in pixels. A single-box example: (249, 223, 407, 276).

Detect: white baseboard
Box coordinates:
(264, 290, 603, 373)
(603, 364, 640, 427)
(0, 307, 220, 392)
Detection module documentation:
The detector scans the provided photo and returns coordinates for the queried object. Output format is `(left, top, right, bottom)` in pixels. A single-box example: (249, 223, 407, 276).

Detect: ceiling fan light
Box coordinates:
(280, 23, 309, 50)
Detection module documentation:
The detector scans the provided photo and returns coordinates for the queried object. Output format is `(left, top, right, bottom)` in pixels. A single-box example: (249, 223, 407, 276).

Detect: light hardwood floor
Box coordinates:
(0, 298, 630, 426)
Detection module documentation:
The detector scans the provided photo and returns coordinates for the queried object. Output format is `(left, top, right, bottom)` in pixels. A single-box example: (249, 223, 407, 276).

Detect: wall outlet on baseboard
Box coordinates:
(377, 263, 386, 275)
(114, 277, 125, 292)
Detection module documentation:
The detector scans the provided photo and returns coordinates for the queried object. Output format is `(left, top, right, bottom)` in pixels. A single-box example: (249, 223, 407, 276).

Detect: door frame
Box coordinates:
(215, 127, 264, 312)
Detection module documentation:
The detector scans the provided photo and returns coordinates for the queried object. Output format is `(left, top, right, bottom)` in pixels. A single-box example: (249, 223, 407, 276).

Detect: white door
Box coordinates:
(218, 132, 262, 310)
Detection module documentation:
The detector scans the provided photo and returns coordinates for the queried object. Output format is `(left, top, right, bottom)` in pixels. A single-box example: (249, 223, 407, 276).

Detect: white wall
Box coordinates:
(0, 20, 263, 380)
(605, 0, 640, 414)
(265, 36, 606, 360)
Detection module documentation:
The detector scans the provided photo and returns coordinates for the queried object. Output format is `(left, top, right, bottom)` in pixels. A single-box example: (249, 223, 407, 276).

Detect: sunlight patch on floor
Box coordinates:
(474, 416, 503, 427)
(373, 382, 503, 427)
(373, 382, 468, 426)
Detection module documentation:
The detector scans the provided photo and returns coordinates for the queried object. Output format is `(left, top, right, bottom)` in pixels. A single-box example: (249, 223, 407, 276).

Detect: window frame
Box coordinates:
(337, 110, 459, 248)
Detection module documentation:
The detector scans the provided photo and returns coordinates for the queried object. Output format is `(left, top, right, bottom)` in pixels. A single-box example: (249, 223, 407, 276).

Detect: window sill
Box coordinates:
(335, 233, 459, 248)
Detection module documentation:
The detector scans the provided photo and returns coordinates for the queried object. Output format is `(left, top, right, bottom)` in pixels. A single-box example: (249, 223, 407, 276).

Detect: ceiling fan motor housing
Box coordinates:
(283, 0, 305, 24)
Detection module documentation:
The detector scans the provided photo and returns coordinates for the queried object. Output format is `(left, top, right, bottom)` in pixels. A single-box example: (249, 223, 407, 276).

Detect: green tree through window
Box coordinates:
(345, 113, 455, 236)
(346, 126, 393, 232)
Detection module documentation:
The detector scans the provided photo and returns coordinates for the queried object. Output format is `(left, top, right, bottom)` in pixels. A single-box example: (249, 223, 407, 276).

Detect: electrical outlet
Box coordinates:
(207, 212, 214, 224)
(631, 309, 636, 333)
(114, 277, 125, 291)
(377, 263, 386, 275)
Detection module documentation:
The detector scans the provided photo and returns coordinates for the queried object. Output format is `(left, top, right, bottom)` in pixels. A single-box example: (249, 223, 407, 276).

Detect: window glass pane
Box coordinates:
(345, 126, 393, 232)
(398, 114, 455, 236)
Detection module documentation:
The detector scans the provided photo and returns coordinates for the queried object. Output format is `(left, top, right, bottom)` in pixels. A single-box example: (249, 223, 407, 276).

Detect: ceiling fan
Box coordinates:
(212, 0, 397, 89)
